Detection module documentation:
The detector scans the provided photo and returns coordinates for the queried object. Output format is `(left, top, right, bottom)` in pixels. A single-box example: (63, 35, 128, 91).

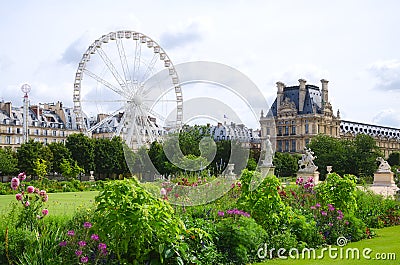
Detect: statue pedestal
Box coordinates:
(296, 171, 320, 184)
(259, 166, 275, 178)
(89, 171, 95, 182)
(224, 163, 237, 180)
(369, 171, 398, 197)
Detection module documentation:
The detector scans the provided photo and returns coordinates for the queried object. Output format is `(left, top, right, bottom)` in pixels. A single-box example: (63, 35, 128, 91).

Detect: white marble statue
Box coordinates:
(262, 135, 274, 166)
(376, 157, 392, 173)
(298, 147, 318, 173)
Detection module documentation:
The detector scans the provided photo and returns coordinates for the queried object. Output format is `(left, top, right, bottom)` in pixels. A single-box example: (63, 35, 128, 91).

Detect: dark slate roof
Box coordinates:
(269, 85, 322, 116)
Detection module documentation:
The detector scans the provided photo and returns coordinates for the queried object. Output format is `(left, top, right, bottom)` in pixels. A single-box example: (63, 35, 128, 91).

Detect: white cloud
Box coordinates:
(368, 59, 400, 91)
(372, 109, 400, 128)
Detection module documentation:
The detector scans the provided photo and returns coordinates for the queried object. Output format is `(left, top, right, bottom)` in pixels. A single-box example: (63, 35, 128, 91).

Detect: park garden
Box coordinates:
(0, 128, 400, 264)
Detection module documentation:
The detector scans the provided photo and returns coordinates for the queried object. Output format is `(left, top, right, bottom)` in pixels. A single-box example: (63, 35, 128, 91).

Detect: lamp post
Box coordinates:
(21, 84, 31, 144)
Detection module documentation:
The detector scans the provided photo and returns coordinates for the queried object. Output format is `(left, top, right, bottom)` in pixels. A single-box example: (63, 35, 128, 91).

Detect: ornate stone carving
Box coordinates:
(262, 135, 274, 167)
(376, 157, 391, 173)
(298, 147, 318, 173)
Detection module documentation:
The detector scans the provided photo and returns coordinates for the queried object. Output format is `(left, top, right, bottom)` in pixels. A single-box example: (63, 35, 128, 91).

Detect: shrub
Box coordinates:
(215, 215, 267, 264)
(93, 178, 186, 264)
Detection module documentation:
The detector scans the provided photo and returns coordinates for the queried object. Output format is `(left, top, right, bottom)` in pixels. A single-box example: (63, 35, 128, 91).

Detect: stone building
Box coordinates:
(0, 101, 80, 149)
(260, 79, 400, 157)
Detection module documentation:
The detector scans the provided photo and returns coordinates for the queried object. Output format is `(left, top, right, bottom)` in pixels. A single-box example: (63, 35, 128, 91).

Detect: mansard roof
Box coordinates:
(270, 84, 323, 116)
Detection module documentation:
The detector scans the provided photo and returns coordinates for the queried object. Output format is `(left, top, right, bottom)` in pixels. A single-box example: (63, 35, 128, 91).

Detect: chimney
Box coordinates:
(276, 81, 285, 112)
(298, 79, 307, 112)
(0, 102, 12, 117)
(321, 79, 329, 107)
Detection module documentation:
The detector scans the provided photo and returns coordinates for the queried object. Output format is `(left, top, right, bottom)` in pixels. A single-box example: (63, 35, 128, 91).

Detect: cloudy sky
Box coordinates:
(1, 0, 400, 129)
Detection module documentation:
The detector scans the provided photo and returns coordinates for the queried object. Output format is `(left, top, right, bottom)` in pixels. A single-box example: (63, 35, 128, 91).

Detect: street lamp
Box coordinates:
(21, 84, 31, 144)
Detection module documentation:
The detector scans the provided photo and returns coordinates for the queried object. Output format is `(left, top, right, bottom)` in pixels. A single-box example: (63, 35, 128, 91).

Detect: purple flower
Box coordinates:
(42, 209, 49, 216)
(24, 201, 30, 207)
(307, 177, 314, 183)
(75, 250, 83, 257)
(328, 222, 333, 227)
(337, 215, 343, 220)
(315, 203, 321, 208)
(15, 193, 23, 201)
(327, 204, 335, 211)
(217, 211, 225, 217)
(345, 221, 349, 225)
(42, 194, 49, 202)
(39, 190, 46, 197)
(296, 177, 304, 185)
(67, 230, 75, 236)
(18, 172, 26, 181)
(337, 210, 343, 215)
(83, 222, 92, 229)
(80, 256, 88, 263)
(321, 210, 327, 216)
(27, 186, 35, 193)
(91, 234, 99, 241)
(310, 206, 316, 210)
(160, 188, 167, 196)
(59, 241, 67, 247)
(98, 243, 107, 250)
(78, 241, 87, 247)
(11, 177, 20, 190)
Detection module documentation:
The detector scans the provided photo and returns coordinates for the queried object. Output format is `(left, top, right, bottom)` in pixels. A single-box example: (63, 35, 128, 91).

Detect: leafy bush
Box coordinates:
(93, 178, 186, 264)
(215, 215, 267, 264)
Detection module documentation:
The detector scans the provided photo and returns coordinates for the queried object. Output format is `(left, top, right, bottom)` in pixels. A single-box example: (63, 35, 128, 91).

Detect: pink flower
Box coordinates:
(39, 190, 46, 196)
(345, 221, 349, 225)
(98, 243, 107, 250)
(315, 203, 321, 208)
(328, 222, 333, 227)
(24, 201, 30, 207)
(18, 172, 26, 181)
(78, 241, 87, 247)
(15, 193, 23, 201)
(310, 206, 316, 210)
(321, 210, 327, 216)
(75, 250, 83, 257)
(59, 241, 67, 247)
(83, 222, 92, 229)
(67, 230, 75, 236)
(42, 194, 49, 202)
(11, 177, 20, 190)
(27, 186, 35, 193)
(160, 188, 167, 196)
(218, 211, 225, 217)
(174, 193, 179, 198)
(236, 182, 241, 187)
(91, 234, 99, 241)
(337, 215, 343, 220)
(80, 256, 88, 263)
(42, 209, 49, 216)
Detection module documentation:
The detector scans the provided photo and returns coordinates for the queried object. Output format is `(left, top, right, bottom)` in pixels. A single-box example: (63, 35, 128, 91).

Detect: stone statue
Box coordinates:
(376, 157, 391, 173)
(298, 147, 318, 173)
(262, 135, 274, 167)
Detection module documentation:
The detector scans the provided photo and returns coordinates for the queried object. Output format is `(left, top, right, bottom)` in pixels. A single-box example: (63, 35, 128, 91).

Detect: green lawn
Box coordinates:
(0, 191, 99, 217)
(255, 226, 400, 265)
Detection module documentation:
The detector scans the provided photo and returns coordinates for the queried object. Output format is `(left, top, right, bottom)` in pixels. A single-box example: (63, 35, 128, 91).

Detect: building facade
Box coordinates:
(0, 101, 80, 149)
(260, 79, 400, 157)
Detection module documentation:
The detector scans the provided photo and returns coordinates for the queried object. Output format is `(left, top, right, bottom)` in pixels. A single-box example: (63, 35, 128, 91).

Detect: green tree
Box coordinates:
(0, 147, 18, 175)
(351, 134, 381, 178)
(33, 158, 49, 181)
(66, 133, 95, 173)
(48, 142, 72, 174)
(307, 134, 347, 179)
(273, 152, 299, 178)
(60, 158, 84, 180)
(387, 151, 400, 166)
(16, 140, 53, 176)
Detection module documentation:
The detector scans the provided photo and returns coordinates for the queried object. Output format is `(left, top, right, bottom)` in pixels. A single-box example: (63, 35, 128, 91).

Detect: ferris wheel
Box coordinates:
(73, 30, 183, 150)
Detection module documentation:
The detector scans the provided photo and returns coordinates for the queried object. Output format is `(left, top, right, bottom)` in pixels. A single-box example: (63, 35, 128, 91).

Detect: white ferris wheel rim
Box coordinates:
(72, 30, 183, 149)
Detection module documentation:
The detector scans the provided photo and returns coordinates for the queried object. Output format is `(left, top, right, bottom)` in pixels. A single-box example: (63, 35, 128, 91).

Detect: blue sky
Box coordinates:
(1, 0, 400, 129)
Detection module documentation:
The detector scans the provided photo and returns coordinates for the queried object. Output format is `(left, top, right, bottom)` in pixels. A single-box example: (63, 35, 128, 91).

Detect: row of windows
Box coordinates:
(277, 139, 309, 153)
(0, 136, 65, 145)
(1, 127, 66, 137)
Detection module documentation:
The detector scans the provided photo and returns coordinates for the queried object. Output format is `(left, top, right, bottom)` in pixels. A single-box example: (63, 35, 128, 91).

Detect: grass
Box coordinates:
(254, 226, 400, 265)
(0, 191, 99, 217)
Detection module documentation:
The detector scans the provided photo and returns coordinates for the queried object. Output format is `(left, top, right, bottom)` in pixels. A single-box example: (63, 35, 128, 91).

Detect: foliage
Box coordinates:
(94, 178, 186, 263)
(16, 140, 53, 176)
(48, 142, 72, 174)
(58, 221, 109, 264)
(60, 159, 84, 181)
(273, 152, 300, 178)
(238, 170, 293, 235)
(33, 158, 49, 181)
(308, 134, 381, 179)
(93, 137, 128, 179)
(215, 215, 267, 264)
(10, 172, 49, 231)
(315, 173, 358, 214)
(387, 151, 400, 166)
(66, 133, 95, 173)
(0, 147, 18, 175)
